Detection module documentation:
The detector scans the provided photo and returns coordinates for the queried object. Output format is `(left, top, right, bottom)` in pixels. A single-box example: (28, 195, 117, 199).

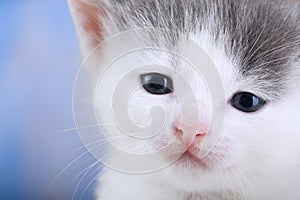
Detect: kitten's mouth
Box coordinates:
(169, 137, 229, 170)
(176, 150, 210, 169)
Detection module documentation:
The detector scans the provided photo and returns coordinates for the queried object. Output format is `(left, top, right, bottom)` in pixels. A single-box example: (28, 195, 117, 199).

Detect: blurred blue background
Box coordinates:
(0, 1, 99, 199)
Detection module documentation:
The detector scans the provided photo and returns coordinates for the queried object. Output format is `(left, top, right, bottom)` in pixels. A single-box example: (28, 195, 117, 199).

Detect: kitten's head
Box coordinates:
(70, 0, 300, 193)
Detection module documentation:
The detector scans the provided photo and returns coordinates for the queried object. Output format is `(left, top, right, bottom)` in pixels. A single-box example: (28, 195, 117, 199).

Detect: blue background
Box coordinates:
(0, 1, 99, 199)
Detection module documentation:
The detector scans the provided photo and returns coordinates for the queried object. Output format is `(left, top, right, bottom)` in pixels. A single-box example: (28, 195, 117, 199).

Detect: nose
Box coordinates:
(174, 125, 207, 147)
(173, 108, 210, 147)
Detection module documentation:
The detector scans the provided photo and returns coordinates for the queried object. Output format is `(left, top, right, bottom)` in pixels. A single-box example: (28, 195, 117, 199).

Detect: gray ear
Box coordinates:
(68, 0, 105, 56)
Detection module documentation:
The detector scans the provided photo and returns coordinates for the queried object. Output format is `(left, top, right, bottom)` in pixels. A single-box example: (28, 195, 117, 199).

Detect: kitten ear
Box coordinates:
(68, 0, 105, 56)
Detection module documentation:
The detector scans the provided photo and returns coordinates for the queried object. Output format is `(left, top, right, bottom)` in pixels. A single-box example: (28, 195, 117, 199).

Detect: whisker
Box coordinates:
(73, 134, 127, 152)
(236, 166, 256, 199)
(72, 161, 100, 200)
(230, 168, 247, 200)
(48, 142, 105, 188)
(45, 123, 114, 138)
(225, 169, 237, 200)
(79, 167, 104, 200)
(216, 168, 226, 199)
(72, 160, 99, 184)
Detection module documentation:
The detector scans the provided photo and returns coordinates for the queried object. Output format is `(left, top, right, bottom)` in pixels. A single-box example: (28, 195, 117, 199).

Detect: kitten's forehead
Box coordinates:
(102, 0, 300, 100)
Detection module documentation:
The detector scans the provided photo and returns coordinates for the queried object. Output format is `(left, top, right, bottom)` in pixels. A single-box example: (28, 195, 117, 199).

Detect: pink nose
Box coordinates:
(175, 127, 206, 147)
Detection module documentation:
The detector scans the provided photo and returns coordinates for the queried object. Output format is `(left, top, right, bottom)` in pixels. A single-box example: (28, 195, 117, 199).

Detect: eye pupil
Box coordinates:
(230, 92, 266, 113)
(240, 94, 254, 108)
(148, 83, 164, 90)
(141, 73, 173, 95)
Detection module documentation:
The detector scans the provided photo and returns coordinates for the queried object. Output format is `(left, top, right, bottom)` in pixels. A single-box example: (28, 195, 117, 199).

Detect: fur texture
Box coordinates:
(68, 0, 300, 199)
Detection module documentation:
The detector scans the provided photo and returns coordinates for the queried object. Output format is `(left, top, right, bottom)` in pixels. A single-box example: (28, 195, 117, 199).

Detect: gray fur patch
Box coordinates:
(100, 0, 300, 99)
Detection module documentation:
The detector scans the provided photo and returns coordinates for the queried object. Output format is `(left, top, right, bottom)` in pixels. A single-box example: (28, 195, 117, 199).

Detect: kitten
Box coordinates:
(69, 0, 300, 199)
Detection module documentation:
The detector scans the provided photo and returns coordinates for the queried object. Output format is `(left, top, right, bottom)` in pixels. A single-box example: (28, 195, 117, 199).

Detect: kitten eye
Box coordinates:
(141, 73, 173, 95)
(230, 92, 266, 113)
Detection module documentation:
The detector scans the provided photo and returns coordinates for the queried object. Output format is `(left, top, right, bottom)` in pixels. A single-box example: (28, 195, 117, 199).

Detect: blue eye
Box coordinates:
(230, 92, 266, 113)
(141, 73, 173, 95)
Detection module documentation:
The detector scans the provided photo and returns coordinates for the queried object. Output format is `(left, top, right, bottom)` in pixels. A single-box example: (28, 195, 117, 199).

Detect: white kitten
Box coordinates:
(69, 0, 300, 199)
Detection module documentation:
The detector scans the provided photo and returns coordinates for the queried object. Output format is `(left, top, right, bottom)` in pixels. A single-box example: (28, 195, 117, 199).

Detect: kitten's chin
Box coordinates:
(166, 155, 225, 192)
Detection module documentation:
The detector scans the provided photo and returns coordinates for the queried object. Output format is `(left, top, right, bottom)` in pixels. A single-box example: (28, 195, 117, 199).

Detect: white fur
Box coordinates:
(93, 31, 300, 200)
(68, 1, 300, 199)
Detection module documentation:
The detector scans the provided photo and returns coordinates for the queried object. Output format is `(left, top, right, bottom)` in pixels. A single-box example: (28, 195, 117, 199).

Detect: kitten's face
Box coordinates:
(93, 31, 300, 192)
(70, 0, 300, 194)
